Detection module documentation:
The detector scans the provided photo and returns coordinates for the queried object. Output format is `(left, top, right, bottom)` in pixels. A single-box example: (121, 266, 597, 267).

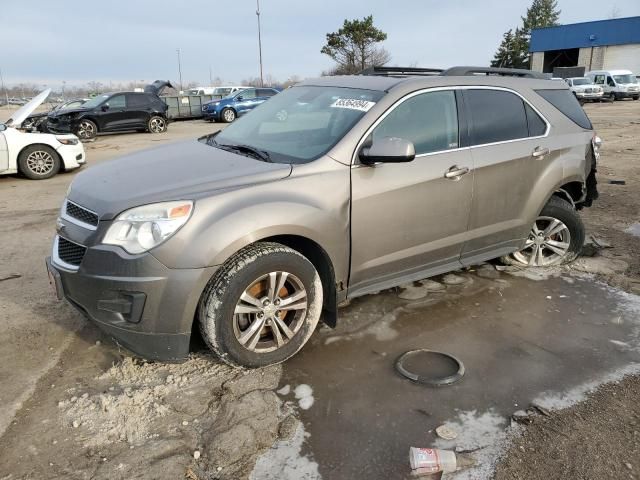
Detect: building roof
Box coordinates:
(530, 16, 640, 52)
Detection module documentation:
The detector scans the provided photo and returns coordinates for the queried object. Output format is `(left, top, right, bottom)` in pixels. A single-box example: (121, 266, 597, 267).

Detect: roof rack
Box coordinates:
(360, 66, 444, 76)
(441, 66, 547, 79)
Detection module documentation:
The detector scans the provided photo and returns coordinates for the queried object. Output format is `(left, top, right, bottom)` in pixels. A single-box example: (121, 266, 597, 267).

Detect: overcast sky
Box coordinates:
(1, 0, 639, 88)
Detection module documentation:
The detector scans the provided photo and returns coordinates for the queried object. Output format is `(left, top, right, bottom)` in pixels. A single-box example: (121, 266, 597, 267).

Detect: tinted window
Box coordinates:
(525, 104, 547, 137)
(107, 95, 126, 108)
(593, 75, 605, 85)
(127, 94, 149, 107)
(465, 90, 528, 145)
(372, 90, 459, 155)
(257, 88, 277, 97)
(607, 76, 615, 87)
(535, 89, 592, 130)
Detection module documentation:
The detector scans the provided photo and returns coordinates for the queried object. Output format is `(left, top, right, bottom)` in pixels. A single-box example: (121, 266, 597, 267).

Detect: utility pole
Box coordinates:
(176, 48, 183, 92)
(256, 0, 264, 87)
(62, 80, 66, 101)
(209, 65, 213, 86)
(0, 67, 9, 107)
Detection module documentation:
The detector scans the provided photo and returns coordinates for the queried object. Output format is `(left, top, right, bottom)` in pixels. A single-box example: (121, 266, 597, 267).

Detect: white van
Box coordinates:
(586, 70, 640, 101)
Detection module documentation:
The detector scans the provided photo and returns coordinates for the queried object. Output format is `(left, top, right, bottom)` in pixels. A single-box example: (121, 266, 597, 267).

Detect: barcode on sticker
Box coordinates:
(330, 98, 376, 112)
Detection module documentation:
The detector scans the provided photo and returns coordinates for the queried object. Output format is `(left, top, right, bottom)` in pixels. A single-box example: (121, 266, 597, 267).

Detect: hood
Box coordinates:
(67, 140, 292, 220)
(144, 80, 174, 96)
(6, 88, 51, 127)
(48, 107, 91, 119)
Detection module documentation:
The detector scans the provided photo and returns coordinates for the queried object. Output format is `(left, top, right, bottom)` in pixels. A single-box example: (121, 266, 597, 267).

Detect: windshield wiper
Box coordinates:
(217, 143, 272, 162)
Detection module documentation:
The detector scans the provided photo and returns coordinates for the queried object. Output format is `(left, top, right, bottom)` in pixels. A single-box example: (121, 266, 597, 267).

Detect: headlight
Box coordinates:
(56, 137, 79, 145)
(103, 201, 193, 254)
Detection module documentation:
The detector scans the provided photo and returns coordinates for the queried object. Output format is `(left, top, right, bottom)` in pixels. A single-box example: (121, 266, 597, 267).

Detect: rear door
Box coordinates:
(460, 88, 554, 264)
(125, 93, 152, 128)
(349, 89, 474, 296)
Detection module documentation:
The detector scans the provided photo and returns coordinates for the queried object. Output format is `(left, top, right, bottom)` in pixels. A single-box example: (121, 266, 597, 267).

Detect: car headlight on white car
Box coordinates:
(56, 136, 79, 145)
(103, 201, 194, 254)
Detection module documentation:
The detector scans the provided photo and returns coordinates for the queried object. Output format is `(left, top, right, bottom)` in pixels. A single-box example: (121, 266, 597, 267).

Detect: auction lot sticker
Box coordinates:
(330, 98, 376, 112)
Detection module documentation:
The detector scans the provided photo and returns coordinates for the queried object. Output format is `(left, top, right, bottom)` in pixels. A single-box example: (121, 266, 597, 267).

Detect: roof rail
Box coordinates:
(360, 66, 444, 76)
(441, 66, 547, 79)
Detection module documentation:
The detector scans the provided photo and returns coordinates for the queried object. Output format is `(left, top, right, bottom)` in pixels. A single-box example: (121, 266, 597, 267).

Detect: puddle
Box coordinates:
(283, 270, 640, 479)
(624, 223, 640, 237)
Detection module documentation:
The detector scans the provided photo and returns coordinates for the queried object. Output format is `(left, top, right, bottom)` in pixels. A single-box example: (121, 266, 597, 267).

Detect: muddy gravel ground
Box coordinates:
(0, 101, 639, 480)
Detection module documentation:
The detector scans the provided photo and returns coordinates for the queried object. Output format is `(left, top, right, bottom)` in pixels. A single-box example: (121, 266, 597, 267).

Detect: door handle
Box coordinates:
(532, 147, 550, 159)
(444, 165, 470, 180)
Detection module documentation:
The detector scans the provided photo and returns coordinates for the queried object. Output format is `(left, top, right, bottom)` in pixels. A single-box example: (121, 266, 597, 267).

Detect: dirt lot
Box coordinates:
(0, 100, 639, 480)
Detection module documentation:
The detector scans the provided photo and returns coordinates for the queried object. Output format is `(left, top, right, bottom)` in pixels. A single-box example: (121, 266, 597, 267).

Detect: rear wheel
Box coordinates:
(502, 196, 584, 267)
(18, 145, 61, 180)
(633, 95, 639, 101)
(147, 115, 167, 133)
(199, 242, 323, 367)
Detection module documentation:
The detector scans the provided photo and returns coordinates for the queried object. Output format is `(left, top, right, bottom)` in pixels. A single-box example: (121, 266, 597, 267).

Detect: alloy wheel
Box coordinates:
(26, 150, 55, 176)
(77, 120, 95, 139)
(149, 117, 166, 133)
(223, 109, 236, 122)
(233, 271, 308, 353)
(512, 216, 572, 266)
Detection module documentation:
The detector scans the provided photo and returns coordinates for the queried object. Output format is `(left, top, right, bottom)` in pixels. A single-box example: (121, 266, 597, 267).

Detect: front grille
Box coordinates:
(58, 237, 87, 267)
(585, 88, 593, 93)
(66, 200, 99, 227)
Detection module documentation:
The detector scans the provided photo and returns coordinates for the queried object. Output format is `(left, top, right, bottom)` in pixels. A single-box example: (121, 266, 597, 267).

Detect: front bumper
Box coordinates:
(575, 92, 603, 100)
(202, 109, 220, 120)
(56, 142, 86, 168)
(46, 118, 74, 134)
(47, 240, 217, 361)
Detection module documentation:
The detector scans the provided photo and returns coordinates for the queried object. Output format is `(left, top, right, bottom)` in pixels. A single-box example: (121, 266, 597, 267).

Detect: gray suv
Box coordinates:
(46, 67, 600, 367)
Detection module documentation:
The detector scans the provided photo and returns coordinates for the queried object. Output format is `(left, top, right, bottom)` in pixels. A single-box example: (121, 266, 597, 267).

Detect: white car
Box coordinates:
(0, 89, 86, 180)
(564, 77, 604, 102)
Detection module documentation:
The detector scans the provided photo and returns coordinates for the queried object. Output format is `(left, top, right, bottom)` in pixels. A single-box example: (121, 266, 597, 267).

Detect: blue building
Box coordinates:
(530, 16, 640, 75)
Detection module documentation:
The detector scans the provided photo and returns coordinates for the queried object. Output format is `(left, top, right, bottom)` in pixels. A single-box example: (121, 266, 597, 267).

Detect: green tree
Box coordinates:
(521, 0, 561, 36)
(321, 15, 390, 75)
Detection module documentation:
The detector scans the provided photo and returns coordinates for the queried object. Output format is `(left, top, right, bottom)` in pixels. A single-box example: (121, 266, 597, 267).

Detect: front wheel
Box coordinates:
(147, 115, 167, 133)
(221, 108, 236, 123)
(199, 242, 323, 367)
(502, 196, 584, 267)
(75, 119, 97, 140)
(633, 96, 639, 101)
(18, 145, 61, 180)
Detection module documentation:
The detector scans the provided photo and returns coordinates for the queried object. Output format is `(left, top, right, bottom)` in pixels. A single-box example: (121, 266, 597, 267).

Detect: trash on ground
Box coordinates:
(435, 425, 458, 440)
(608, 179, 626, 185)
(409, 447, 457, 475)
(395, 349, 465, 386)
(0, 273, 21, 282)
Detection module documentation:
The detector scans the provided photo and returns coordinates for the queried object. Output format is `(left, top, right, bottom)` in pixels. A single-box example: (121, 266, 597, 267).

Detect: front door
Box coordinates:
(234, 89, 259, 116)
(98, 94, 129, 131)
(349, 89, 474, 296)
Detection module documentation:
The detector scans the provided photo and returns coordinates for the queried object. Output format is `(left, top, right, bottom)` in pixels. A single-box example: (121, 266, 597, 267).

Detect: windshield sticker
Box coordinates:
(330, 98, 376, 112)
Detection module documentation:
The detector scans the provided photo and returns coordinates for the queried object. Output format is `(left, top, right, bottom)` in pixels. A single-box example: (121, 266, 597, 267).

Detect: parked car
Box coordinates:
(46, 81, 172, 140)
(22, 98, 89, 132)
(1, 89, 85, 180)
(8, 98, 26, 106)
(202, 87, 280, 122)
(47, 66, 599, 367)
(586, 70, 640, 101)
(564, 77, 604, 103)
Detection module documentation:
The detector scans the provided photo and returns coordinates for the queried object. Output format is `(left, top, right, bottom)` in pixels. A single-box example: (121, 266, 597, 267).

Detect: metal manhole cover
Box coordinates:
(395, 349, 465, 386)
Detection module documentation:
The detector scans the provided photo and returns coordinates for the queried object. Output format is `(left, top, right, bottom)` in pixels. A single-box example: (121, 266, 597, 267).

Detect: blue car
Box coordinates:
(202, 87, 280, 123)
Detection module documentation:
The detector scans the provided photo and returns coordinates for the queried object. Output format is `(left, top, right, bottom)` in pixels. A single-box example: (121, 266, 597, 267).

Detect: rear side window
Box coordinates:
(372, 90, 459, 155)
(525, 104, 547, 137)
(465, 90, 528, 145)
(535, 89, 592, 130)
(257, 88, 277, 97)
(127, 94, 149, 107)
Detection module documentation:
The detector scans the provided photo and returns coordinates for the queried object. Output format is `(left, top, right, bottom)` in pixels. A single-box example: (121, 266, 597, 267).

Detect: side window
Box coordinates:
(525, 104, 547, 137)
(126, 94, 149, 108)
(465, 90, 528, 145)
(607, 76, 616, 87)
(238, 89, 256, 99)
(594, 75, 605, 85)
(535, 89, 592, 130)
(107, 95, 126, 109)
(372, 90, 459, 155)
(257, 88, 276, 97)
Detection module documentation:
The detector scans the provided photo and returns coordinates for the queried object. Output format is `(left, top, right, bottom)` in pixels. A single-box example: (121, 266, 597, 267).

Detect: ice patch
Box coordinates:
(398, 283, 428, 300)
(624, 223, 640, 237)
(277, 385, 291, 396)
(250, 423, 321, 480)
(433, 409, 509, 480)
(294, 384, 314, 410)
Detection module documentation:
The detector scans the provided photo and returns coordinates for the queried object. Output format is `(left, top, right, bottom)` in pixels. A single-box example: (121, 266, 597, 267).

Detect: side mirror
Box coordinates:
(0, 123, 6, 132)
(236, 95, 243, 101)
(101, 104, 110, 112)
(360, 137, 416, 165)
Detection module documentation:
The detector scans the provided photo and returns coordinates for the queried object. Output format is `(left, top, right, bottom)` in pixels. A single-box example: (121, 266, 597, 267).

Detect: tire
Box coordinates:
(18, 145, 61, 180)
(199, 242, 323, 368)
(501, 196, 584, 267)
(74, 119, 97, 140)
(147, 115, 167, 134)
(608, 93, 616, 102)
(221, 108, 236, 123)
(633, 96, 639, 101)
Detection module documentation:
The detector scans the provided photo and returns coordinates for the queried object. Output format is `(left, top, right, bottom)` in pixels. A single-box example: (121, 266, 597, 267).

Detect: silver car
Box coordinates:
(47, 67, 600, 367)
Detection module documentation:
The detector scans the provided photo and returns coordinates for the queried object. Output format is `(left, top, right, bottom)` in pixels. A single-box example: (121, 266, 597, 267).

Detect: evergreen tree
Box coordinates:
(522, 0, 561, 36)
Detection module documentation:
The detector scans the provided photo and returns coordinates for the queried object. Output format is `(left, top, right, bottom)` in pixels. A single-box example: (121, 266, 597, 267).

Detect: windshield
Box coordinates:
(572, 78, 590, 86)
(613, 74, 637, 84)
(214, 88, 233, 96)
(81, 94, 110, 109)
(207, 86, 384, 164)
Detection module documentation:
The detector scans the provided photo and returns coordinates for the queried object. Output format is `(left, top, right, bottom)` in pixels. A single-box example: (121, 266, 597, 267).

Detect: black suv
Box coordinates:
(47, 81, 172, 140)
